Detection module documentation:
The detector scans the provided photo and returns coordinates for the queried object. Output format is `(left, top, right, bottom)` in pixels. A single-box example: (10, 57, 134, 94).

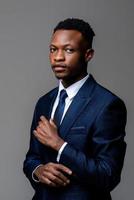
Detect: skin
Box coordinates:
(34, 162, 71, 187)
(49, 29, 94, 88)
(33, 29, 94, 187)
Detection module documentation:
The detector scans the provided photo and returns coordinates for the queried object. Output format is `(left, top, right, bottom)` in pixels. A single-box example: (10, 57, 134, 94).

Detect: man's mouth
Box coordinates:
(52, 65, 66, 71)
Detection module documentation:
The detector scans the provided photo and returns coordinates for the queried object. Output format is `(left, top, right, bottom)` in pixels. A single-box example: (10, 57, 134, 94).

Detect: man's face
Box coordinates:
(49, 30, 93, 86)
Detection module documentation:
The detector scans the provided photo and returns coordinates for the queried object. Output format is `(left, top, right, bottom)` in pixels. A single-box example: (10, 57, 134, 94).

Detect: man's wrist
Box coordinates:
(53, 138, 65, 151)
(32, 164, 43, 182)
(57, 142, 68, 162)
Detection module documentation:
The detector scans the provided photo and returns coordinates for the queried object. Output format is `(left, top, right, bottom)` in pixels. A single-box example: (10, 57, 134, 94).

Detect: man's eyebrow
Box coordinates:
(50, 43, 73, 47)
(49, 44, 56, 48)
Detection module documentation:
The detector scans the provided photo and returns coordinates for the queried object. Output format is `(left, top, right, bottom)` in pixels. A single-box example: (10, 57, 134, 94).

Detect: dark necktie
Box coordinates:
(54, 90, 68, 127)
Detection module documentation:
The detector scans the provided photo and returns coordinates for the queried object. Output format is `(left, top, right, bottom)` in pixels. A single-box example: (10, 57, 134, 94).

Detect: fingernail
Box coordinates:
(67, 180, 70, 184)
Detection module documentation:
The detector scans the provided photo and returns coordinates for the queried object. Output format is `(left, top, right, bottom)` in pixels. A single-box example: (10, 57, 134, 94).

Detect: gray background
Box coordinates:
(0, 0, 133, 199)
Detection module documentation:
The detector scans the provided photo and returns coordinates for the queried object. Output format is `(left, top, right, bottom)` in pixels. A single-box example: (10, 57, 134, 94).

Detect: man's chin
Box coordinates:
(54, 74, 62, 80)
(54, 73, 67, 80)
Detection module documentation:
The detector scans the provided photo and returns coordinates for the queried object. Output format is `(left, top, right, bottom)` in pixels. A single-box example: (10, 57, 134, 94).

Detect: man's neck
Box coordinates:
(61, 73, 88, 88)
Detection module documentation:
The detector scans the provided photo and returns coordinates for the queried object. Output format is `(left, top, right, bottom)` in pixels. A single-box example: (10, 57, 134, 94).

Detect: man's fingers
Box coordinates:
(47, 164, 70, 184)
(38, 122, 47, 133)
(33, 130, 38, 137)
(35, 163, 72, 187)
(33, 129, 46, 144)
(34, 128, 44, 138)
(49, 119, 57, 128)
(40, 116, 48, 125)
(39, 117, 57, 130)
(56, 164, 72, 175)
(41, 168, 69, 187)
(44, 171, 68, 186)
(41, 177, 57, 187)
(54, 170, 70, 184)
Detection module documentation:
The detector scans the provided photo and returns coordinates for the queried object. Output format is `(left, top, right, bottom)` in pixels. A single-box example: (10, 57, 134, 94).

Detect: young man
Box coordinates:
(23, 18, 127, 200)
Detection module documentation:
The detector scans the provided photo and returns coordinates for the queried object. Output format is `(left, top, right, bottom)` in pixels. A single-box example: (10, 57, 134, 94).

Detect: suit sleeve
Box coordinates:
(23, 100, 43, 189)
(59, 98, 127, 192)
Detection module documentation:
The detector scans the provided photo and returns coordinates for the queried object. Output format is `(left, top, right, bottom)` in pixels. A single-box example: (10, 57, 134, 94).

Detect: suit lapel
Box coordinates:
(45, 88, 58, 119)
(59, 75, 97, 139)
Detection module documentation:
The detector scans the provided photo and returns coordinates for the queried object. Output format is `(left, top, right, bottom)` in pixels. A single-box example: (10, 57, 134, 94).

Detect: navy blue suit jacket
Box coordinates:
(23, 75, 127, 200)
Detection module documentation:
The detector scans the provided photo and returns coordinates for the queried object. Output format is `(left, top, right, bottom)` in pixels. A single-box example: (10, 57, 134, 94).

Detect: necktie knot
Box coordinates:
(59, 90, 68, 102)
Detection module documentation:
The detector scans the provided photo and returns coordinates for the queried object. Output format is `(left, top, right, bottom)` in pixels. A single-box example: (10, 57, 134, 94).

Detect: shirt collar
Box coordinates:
(58, 74, 89, 100)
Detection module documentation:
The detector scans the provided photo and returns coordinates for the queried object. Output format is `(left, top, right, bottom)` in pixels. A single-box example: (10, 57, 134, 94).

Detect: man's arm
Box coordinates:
(23, 101, 72, 189)
(58, 98, 127, 191)
(23, 104, 43, 189)
(33, 98, 127, 191)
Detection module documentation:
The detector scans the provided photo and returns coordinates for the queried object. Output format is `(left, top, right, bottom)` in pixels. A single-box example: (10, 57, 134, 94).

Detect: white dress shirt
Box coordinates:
(53, 74, 89, 161)
(32, 74, 89, 181)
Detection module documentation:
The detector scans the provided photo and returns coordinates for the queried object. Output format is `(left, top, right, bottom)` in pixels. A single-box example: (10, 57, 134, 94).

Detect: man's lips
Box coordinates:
(52, 65, 66, 71)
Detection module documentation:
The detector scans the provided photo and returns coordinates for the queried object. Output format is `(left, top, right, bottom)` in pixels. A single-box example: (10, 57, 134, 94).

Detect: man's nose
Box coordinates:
(54, 50, 65, 62)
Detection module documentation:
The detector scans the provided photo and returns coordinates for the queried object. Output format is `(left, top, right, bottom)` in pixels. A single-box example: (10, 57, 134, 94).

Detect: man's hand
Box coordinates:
(34, 163, 72, 187)
(33, 116, 64, 151)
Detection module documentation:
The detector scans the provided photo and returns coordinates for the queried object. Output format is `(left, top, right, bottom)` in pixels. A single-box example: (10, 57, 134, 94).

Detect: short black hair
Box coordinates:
(53, 18, 95, 49)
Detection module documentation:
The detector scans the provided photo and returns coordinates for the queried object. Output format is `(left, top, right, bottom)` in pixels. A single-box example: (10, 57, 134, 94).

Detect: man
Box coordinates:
(23, 18, 127, 200)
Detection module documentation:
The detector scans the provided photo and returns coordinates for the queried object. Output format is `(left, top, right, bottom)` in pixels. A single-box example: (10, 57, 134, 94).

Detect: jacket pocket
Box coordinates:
(70, 126, 86, 131)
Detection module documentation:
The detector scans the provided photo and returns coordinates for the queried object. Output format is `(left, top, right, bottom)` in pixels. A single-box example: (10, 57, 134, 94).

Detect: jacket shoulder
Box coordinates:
(91, 76, 126, 111)
(89, 74, 124, 103)
(35, 87, 58, 108)
(95, 81, 123, 102)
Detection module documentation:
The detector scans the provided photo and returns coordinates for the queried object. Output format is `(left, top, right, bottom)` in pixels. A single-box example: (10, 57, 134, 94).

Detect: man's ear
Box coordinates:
(85, 49, 94, 62)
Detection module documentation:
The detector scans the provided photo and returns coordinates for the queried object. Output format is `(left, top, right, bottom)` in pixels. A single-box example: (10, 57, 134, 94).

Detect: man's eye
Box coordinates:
(65, 48, 74, 53)
(50, 48, 56, 53)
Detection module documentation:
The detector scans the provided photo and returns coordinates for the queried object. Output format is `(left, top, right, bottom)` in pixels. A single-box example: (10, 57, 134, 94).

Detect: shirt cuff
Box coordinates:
(32, 164, 43, 182)
(56, 142, 68, 162)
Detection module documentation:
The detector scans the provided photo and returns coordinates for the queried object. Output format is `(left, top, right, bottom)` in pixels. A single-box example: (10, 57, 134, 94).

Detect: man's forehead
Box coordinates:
(50, 29, 84, 45)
